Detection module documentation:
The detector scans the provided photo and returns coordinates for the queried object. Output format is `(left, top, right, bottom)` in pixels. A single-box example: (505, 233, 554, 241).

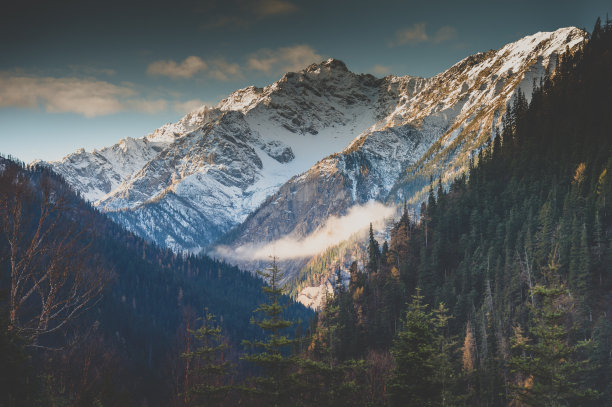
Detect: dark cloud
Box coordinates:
(197, 0, 299, 30)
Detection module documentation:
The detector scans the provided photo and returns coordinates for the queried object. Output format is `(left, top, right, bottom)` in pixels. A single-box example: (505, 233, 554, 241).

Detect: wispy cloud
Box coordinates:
(394, 22, 429, 46)
(173, 99, 210, 114)
(371, 64, 391, 76)
(146, 56, 243, 81)
(144, 44, 321, 86)
(126, 99, 168, 114)
(433, 26, 458, 44)
(146, 56, 208, 79)
(0, 72, 170, 117)
(215, 202, 396, 261)
(199, 0, 298, 30)
(248, 44, 323, 75)
(391, 23, 457, 46)
(254, 0, 298, 17)
(207, 58, 244, 81)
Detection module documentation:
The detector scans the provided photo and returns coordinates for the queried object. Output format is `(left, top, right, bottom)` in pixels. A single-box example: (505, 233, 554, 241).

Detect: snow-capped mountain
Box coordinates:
(47, 27, 586, 263)
(50, 59, 401, 251)
(219, 27, 585, 250)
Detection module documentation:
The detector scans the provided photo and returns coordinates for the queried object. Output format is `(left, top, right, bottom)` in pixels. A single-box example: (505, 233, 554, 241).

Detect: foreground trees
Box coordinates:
(0, 165, 109, 347)
(179, 308, 233, 407)
(510, 261, 598, 406)
(242, 257, 299, 406)
(388, 290, 459, 407)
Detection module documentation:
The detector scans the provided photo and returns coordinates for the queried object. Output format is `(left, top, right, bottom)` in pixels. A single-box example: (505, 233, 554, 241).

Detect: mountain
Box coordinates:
(49, 59, 404, 252)
(47, 27, 586, 262)
(217, 28, 585, 268)
(307, 23, 612, 404)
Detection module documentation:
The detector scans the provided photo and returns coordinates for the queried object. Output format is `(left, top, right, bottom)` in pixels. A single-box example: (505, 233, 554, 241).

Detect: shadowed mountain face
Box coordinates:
(47, 28, 585, 269)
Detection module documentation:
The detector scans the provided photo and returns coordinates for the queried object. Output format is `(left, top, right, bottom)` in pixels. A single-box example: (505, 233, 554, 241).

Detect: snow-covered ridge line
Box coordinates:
(217, 27, 586, 294)
(45, 27, 586, 258)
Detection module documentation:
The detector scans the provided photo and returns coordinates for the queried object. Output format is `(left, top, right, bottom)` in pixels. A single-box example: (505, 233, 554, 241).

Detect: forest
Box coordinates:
(1, 16, 612, 407)
(305, 17, 612, 406)
(0, 157, 312, 405)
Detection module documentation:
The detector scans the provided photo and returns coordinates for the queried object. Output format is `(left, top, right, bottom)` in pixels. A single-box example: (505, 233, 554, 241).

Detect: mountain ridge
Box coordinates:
(45, 27, 586, 264)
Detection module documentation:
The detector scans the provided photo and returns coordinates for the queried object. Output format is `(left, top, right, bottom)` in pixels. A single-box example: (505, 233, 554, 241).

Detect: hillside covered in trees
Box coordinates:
(309, 16, 612, 406)
(0, 158, 312, 406)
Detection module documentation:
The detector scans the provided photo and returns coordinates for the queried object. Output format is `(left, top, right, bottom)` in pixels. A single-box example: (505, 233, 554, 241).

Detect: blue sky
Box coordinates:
(0, 0, 608, 163)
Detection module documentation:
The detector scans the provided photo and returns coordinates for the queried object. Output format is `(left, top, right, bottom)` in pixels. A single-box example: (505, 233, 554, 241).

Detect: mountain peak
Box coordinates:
(48, 26, 587, 258)
(305, 58, 349, 73)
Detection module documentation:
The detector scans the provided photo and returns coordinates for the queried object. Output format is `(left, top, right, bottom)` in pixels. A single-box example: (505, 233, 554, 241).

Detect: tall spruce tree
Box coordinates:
(509, 261, 598, 406)
(387, 289, 459, 406)
(180, 308, 233, 407)
(367, 223, 380, 274)
(242, 257, 298, 406)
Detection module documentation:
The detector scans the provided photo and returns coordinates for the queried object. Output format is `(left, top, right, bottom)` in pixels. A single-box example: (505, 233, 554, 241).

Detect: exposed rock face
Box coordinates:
(47, 28, 586, 266)
(49, 59, 394, 252)
(223, 28, 586, 258)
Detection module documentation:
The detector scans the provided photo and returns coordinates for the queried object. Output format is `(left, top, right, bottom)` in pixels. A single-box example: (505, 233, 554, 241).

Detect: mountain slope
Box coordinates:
(308, 24, 612, 403)
(49, 60, 403, 251)
(220, 27, 586, 267)
(47, 28, 586, 262)
(0, 157, 312, 404)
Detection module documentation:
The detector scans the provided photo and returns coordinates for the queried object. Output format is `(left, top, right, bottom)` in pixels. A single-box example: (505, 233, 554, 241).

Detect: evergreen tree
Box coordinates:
(367, 223, 380, 274)
(588, 316, 612, 404)
(509, 262, 598, 406)
(180, 308, 233, 406)
(242, 257, 298, 406)
(387, 289, 459, 406)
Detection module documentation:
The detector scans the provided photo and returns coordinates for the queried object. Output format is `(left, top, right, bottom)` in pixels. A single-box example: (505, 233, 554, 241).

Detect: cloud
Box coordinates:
(146, 56, 208, 79)
(0, 73, 167, 117)
(254, 0, 298, 17)
(433, 26, 457, 43)
(146, 56, 242, 81)
(394, 22, 429, 46)
(391, 23, 457, 46)
(146, 44, 321, 83)
(371, 64, 391, 76)
(207, 59, 244, 81)
(216, 202, 396, 261)
(174, 99, 210, 114)
(199, 0, 298, 29)
(126, 99, 168, 114)
(248, 44, 324, 75)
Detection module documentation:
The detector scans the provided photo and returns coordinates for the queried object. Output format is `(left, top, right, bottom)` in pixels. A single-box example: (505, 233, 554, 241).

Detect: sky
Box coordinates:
(0, 0, 608, 163)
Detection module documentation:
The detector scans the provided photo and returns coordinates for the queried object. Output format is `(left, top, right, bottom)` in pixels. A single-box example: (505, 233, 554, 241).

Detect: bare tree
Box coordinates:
(0, 163, 110, 347)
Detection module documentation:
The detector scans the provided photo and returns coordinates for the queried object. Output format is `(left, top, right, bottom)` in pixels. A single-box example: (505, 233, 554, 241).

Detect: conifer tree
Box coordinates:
(588, 316, 612, 403)
(367, 223, 380, 274)
(387, 289, 459, 407)
(180, 308, 233, 407)
(242, 257, 298, 406)
(509, 261, 598, 406)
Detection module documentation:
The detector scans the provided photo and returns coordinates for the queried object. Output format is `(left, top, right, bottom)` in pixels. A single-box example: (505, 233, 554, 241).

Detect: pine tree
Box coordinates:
(367, 223, 380, 274)
(180, 308, 233, 406)
(387, 289, 459, 406)
(588, 316, 612, 403)
(509, 261, 598, 406)
(242, 257, 298, 406)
